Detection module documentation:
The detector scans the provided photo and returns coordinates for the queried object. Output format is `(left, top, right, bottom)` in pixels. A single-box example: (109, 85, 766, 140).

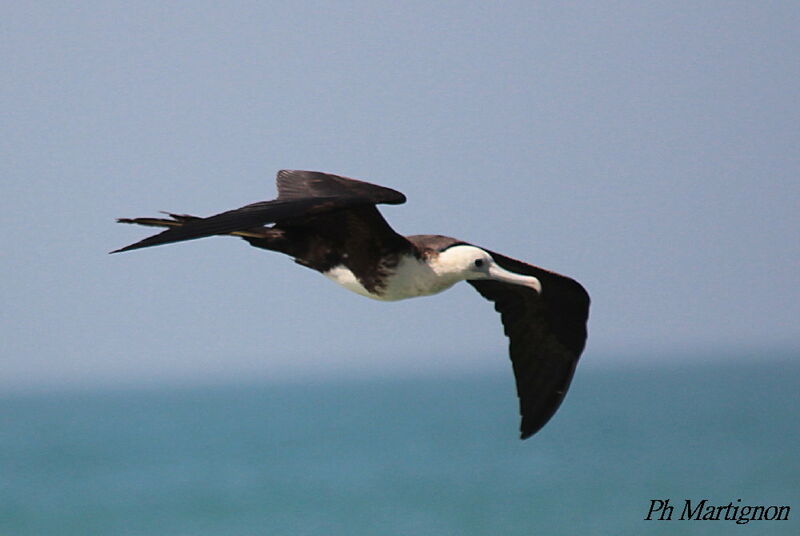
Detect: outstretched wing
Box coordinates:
(112, 170, 406, 254)
(276, 169, 406, 204)
(468, 250, 590, 439)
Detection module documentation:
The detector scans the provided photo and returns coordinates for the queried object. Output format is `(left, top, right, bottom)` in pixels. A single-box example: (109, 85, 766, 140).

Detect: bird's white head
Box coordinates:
(435, 245, 542, 293)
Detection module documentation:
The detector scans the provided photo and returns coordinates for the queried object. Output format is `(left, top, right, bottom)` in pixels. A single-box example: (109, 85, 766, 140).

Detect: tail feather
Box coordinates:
(112, 212, 272, 253)
(116, 212, 199, 228)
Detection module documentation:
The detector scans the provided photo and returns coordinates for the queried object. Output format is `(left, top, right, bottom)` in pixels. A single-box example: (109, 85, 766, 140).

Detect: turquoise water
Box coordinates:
(1, 354, 798, 535)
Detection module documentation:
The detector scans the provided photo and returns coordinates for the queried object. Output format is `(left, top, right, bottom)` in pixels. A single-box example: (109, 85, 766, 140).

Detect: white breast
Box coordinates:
(323, 265, 377, 299)
(323, 256, 460, 302)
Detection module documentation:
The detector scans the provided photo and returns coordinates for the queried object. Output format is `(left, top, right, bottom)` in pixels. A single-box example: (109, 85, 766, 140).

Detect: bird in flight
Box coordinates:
(113, 170, 590, 439)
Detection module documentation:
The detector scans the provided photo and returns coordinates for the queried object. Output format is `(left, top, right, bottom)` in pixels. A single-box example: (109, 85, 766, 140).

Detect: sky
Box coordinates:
(2, 1, 798, 390)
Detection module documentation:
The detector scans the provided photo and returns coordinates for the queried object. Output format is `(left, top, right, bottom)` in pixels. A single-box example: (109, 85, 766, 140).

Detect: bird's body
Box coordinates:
(323, 252, 455, 301)
(114, 170, 590, 439)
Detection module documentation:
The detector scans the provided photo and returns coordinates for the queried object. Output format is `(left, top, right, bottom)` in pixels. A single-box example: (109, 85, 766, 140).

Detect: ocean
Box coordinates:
(1, 353, 798, 535)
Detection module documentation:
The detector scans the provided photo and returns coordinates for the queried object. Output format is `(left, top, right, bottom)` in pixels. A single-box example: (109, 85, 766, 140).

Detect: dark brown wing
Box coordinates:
(468, 250, 590, 439)
(276, 170, 406, 204)
(250, 204, 416, 285)
(112, 170, 407, 254)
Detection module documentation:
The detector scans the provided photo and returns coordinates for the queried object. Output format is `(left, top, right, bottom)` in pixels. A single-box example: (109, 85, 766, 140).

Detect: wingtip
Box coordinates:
(519, 417, 548, 440)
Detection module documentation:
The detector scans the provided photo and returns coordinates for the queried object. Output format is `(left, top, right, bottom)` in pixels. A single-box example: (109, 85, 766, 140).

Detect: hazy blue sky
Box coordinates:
(3, 1, 798, 389)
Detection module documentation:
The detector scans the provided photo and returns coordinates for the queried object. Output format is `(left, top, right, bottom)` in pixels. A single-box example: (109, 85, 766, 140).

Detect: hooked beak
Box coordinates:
(487, 263, 542, 293)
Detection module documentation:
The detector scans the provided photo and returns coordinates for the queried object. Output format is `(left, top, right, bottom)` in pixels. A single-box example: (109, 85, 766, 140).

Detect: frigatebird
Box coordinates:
(113, 170, 590, 439)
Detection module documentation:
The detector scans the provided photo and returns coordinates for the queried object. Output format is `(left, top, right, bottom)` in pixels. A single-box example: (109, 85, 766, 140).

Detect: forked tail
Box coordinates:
(113, 212, 276, 253)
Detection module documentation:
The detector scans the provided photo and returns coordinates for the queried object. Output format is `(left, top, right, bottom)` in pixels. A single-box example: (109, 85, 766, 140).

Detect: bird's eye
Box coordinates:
(474, 259, 484, 268)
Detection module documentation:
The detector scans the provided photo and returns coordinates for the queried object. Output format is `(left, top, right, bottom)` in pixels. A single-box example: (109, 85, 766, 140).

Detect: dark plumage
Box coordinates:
(114, 170, 590, 439)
